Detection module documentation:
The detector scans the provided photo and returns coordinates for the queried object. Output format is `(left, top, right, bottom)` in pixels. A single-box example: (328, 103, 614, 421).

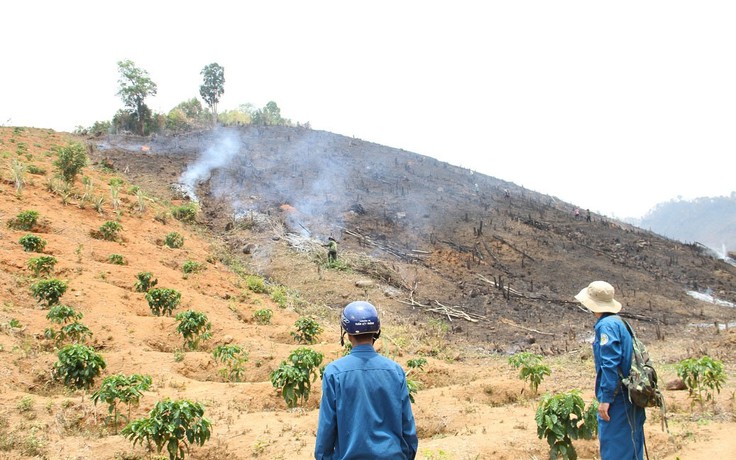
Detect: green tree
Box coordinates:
(166, 98, 207, 132)
(269, 347, 323, 407)
(508, 351, 551, 394)
(175, 310, 212, 350)
(253, 308, 273, 325)
(251, 101, 286, 126)
(122, 398, 212, 460)
(53, 344, 107, 390)
(405, 358, 427, 403)
(98, 220, 123, 241)
(116, 60, 158, 135)
(199, 63, 225, 125)
(46, 304, 83, 325)
(146, 288, 181, 316)
(45, 305, 91, 346)
(676, 356, 727, 406)
(19, 234, 47, 253)
(212, 344, 249, 382)
(134, 271, 158, 292)
(8, 209, 39, 230)
(535, 390, 598, 460)
(27, 255, 57, 277)
(164, 232, 185, 249)
(52, 321, 93, 346)
(91, 373, 152, 433)
(31, 278, 68, 307)
(291, 317, 323, 344)
(53, 142, 88, 182)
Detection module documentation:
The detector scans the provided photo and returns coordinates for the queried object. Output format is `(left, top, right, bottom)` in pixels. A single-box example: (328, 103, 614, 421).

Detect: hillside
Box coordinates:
(635, 196, 736, 256)
(0, 125, 734, 460)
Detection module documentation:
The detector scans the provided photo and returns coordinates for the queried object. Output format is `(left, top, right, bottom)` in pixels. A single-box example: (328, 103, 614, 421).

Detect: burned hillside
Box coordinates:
(96, 125, 736, 355)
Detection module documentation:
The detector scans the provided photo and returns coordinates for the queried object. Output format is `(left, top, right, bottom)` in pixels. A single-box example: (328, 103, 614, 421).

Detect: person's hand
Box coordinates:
(598, 402, 610, 422)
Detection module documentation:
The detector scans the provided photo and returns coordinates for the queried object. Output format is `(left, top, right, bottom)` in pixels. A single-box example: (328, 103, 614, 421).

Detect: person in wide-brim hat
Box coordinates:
(574, 280, 622, 314)
(574, 280, 645, 460)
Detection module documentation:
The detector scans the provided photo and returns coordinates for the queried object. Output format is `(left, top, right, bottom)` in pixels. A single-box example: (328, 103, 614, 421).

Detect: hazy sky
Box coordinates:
(3, 1, 734, 218)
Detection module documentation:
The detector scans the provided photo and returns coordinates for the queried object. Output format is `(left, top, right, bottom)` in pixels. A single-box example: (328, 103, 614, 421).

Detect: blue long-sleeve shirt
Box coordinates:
(314, 344, 418, 460)
(593, 314, 634, 403)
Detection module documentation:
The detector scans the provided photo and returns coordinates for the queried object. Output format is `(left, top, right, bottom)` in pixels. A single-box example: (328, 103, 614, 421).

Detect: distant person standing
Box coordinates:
(315, 301, 418, 459)
(574, 208, 581, 220)
(326, 237, 338, 263)
(574, 280, 646, 460)
(586, 209, 592, 222)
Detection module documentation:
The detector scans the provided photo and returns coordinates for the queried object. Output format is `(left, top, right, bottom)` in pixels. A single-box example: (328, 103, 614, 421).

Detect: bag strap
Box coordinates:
(616, 316, 670, 434)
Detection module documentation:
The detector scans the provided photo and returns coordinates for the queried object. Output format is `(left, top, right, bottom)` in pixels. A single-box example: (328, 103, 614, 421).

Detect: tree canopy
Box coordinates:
(199, 63, 225, 125)
(116, 60, 158, 135)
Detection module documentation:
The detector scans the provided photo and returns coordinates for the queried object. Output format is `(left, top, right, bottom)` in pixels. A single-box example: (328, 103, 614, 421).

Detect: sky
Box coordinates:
(2, 1, 735, 219)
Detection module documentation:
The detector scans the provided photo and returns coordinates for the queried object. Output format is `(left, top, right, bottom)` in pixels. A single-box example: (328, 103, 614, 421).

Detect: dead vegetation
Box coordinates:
(0, 126, 734, 459)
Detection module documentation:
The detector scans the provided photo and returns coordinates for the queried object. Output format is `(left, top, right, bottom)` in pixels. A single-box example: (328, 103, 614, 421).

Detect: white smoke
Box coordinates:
(179, 128, 241, 201)
(686, 290, 736, 308)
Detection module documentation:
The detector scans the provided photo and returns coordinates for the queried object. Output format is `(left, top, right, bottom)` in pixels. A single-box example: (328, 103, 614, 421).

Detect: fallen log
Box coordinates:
(492, 235, 536, 262)
(499, 318, 554, 336)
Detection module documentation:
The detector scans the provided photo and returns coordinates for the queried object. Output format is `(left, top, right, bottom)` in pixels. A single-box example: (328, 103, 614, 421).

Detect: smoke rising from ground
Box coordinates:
(172, 126, 511, 246)
(179, 128, 241, 201)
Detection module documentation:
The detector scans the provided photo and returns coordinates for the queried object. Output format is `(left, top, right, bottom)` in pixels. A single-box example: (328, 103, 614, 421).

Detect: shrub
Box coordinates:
(53, 142, 87, 182)
(121, 398, 212, 460)
(270, 286, 288, 308)
(19, 234, 47, 252)
(91, 373, 152, 433)
(108, 254, 126, 265)
(407, 358, 428, 370)
(146, 288, 181, 316)
(53, 344, 106, 390)
(46, 321, 93, 346)
(175, 310, 212, 350)
(245, 275, 268, 293)
(676, 356, 727, 405)
(31, 278, 68, 307)
(253, 308, 273, 325)
(212, 344, 249, 382)
(164, 232, 184, 249)
(508, 351, 551, 394)
(171, 203, 198, 223)
(269, 347, 324, 408)
(291, 317, 323, 344)
(27, 255, 57, 277)
(182, 260, 203, 274)
(46, 304, 83, 324)
(7, 210, 39, 230)
(134, 272, 158, 292)
(45, 305, 86, 346)
(406, 358, 428, 403)
(27, 164, 46, 175)
(535, 390, 598, 460)
(98, 221, 123, 241)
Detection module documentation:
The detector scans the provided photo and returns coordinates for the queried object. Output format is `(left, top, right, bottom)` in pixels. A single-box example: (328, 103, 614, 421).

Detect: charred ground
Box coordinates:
(96, 125, 736, 355)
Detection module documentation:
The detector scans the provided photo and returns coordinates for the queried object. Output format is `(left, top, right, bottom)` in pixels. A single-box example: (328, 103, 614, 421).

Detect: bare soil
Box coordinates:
(0, 126, 734, 460)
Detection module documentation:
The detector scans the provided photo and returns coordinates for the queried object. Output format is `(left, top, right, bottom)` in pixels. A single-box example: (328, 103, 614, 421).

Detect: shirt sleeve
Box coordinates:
(314, 372, 337, 459)
(597, 322, 623, 403)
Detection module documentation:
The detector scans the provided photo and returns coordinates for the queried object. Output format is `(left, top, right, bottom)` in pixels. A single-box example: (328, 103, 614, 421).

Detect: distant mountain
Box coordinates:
(628, 194, 736, 255)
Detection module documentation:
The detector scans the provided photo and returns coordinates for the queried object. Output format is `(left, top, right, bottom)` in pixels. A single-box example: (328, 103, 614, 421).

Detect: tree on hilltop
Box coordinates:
(200, 63, 225, 126)
(116, 60, 158, 135)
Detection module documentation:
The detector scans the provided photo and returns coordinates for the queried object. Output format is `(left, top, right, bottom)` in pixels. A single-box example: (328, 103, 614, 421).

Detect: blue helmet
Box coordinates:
(341, 301, 381, 335)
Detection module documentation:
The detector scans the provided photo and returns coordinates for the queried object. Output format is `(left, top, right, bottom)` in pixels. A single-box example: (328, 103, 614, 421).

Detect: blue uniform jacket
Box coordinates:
(593, 313, 633, 402)
(314, 344, 418, 460)
(593, 314, 646, 459)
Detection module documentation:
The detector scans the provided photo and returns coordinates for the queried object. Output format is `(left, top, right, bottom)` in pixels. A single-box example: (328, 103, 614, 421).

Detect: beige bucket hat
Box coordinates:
(574, 280, 622, 314)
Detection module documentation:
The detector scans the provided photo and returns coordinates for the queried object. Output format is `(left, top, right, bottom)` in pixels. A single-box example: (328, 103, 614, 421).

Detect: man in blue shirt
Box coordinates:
(315, 301, 418, 459)
(575, 280, 646, 460)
